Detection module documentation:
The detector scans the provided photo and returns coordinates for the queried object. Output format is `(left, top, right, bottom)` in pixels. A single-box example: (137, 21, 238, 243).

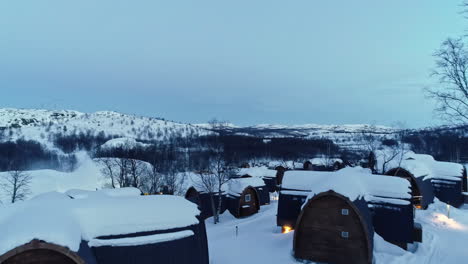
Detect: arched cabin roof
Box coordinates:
(0, 240, 86, 264)
(281, 167, 411, 206)
(383, 167, 435, 208)
(0, 188, 201, 257)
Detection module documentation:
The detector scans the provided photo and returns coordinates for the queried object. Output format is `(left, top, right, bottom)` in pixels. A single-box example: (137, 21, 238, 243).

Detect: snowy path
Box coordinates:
(206, 202, 298, 264)
(206, 200, 468, 264)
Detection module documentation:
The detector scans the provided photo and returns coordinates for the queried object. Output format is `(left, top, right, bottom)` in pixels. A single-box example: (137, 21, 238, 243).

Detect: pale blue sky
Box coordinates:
(0, 1, 465, 127)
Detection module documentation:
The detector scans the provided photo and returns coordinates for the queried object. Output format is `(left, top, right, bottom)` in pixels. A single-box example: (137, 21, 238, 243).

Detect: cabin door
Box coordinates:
(295, 195, 370, 264)
(239, 188, 259, 217)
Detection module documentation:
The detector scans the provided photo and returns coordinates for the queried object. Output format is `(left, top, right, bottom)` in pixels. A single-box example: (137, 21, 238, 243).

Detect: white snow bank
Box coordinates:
(0, 190, 200, 255)
(227, 177, 266, 197)
(88, 230, 194, 247)
(0, 152, 106, 204)
(238, 166, 277, 178)
(100, 137, 151, 150)
(282, 167, 411, 205)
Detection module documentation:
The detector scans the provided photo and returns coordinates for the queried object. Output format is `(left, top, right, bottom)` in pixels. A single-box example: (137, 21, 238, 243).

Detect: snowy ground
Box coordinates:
(206, 198, 468, 264)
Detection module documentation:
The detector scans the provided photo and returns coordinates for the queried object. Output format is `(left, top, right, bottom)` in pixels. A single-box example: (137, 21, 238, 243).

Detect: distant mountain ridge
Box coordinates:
(1, 108, 466, 151)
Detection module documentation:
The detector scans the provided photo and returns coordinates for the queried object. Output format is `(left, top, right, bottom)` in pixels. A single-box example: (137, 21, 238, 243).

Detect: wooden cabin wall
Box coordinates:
(294, 193, 373, 264)
(91, 222, 209, 264)
(262, 177, 277, 192)
(432, 179, 464, 207)
(276, 193, 307, 228)
(370, 202, 415, 245)
(254, 186, 270, 205)
(239, 187, 259, 217)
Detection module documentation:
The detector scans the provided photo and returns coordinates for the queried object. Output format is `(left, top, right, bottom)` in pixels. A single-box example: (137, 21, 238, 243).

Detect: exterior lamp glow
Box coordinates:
(282, 225, 293, 234)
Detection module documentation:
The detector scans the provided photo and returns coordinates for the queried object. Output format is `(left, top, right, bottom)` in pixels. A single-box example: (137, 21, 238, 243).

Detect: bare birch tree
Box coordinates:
(1, 168, 32, 203)
(426, 38, 468, 124)
(97, 158, 116, 188)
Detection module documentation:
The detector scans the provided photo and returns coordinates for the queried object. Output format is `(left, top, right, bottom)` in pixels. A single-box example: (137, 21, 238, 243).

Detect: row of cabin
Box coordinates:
(184, 172, 271, 219)
(0, 188, 209, 264)
(266, 158, 346, 173)
(369, 150, 468, 208)
(277, 168, 420, 264)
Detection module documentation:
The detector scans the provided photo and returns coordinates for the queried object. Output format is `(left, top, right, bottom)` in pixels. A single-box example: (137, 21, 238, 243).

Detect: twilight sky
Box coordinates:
(0, 1, 465, 128)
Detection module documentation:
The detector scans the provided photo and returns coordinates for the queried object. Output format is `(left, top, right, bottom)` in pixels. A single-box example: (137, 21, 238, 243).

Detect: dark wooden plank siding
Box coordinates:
(294, 194, 371, 264)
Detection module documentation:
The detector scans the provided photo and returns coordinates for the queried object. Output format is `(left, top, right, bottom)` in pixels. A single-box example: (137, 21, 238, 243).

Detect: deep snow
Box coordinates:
(206, 199, 468, 264)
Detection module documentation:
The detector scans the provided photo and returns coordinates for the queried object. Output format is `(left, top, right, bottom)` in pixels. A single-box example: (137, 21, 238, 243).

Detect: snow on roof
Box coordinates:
(430, 161, 464, 180)
(237, 166, 277, 178)
(0, 189, 200, 256)
(100, 137, 151, 150)
(267, 161, 302, 169)
(308, 157, 343, 166)
(227, 177, 266, 197)
(281, 167, 411, 205)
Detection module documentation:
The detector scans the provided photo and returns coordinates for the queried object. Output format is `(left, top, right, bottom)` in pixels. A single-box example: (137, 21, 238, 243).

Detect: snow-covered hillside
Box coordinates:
(0, 108, 211, 150)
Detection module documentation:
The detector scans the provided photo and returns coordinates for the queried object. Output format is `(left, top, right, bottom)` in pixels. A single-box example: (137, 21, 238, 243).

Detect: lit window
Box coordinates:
(341, 231, 349, 238)
(341, 209, 349, 215)
(245, 194, 251, 202)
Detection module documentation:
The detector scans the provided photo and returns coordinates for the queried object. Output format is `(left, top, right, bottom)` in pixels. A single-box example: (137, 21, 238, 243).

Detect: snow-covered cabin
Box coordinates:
(225, 176, 269, 218)
(0, 188, 209, 264)
(182, 172, 228, 220)
(373, 150, 435, 209)
(303, 157, 344, 171)
(237, 166, 279, 192)
(375, 150, 466, 208)
(406, 153, 466, 207)
(267, 161, 300, 185)
(278, 167, 420, 263)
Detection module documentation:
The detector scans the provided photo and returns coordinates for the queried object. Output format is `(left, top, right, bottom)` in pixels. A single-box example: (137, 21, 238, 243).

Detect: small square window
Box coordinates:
(245, 194, 251, 202)
(341, 209, 349, 215)
(341, 231, 349, 238)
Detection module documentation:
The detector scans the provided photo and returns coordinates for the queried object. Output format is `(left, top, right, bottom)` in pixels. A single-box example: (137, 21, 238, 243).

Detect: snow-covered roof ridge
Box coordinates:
(282, 167, 411, 206)
(237, 166, 277, 178)
(0, 188, 200, 256)
(227, 177, 266, 197)
(267, 160, 303, 169)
